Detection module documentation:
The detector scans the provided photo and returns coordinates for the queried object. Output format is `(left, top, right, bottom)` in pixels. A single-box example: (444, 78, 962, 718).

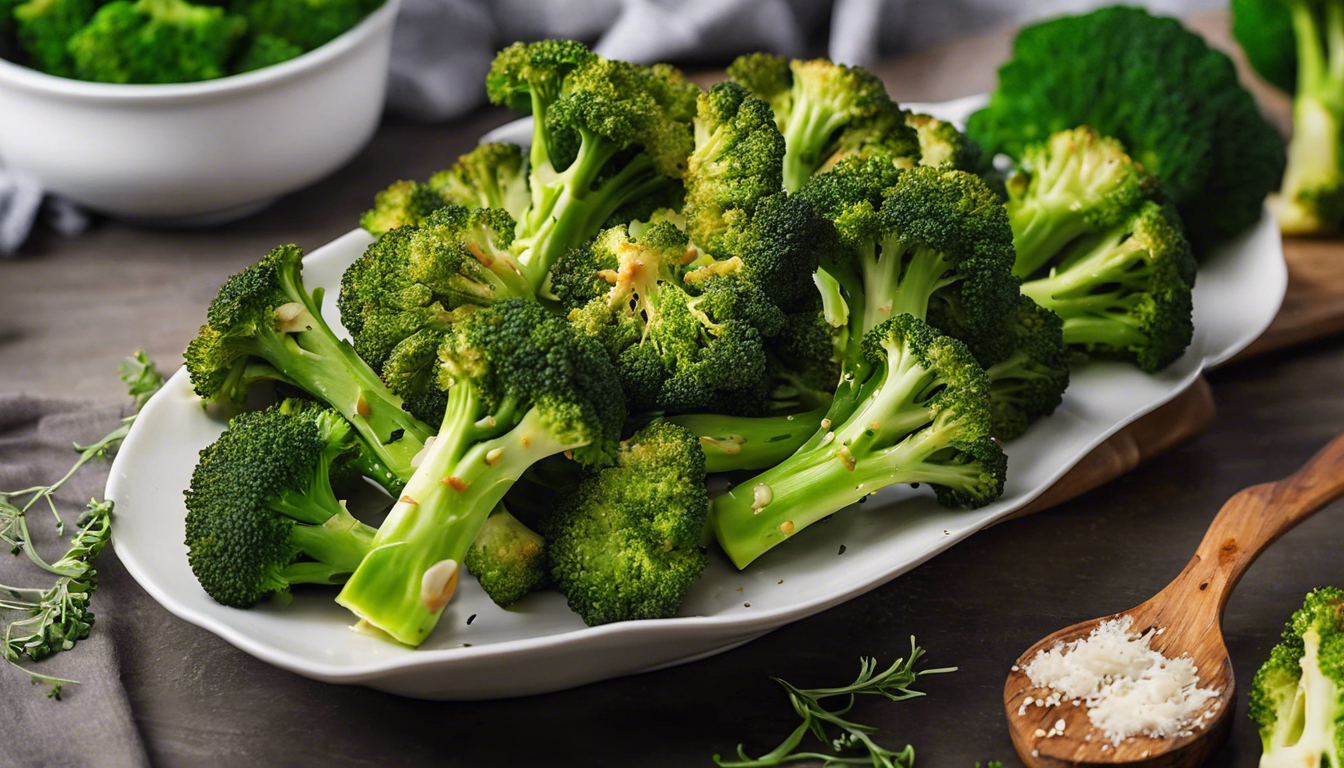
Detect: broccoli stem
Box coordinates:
(1056, 314, 1147, 349)
(1277, 0, 1344, 235)
(864, 241, 958, 332)
(781, 100, 851, 192)
(1020, 231, 1149, 349)
(255, 275, 433, 485)
(666, 408, 827, 473)
(519, 133, 672, 289)
(335, 384, 582, 646)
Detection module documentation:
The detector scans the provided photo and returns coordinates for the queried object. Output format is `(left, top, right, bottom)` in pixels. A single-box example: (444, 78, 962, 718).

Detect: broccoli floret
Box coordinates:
(985, 295, 1069, 440)
(1004, 127, 1156, 279)
(232, 32, 301, 74)
(1249, 0, 1344, 234)
(727, 53, 895, 192)
(67, 0, 246, 84)
(232, 0, 380, 52)
(544, 422, 707, 626)
(1249, 587, 1344, 767)
(711, 315, 1005, 568)
(12, 0, 97, 75)
(184, 400, 378, 607)
(463, 503, 548, 609)
(184, 244, 434, 490)
(816, 100, 922, 175)
(359, 180, 453, 237)
(426, 143, 531, 226)
(339, 205, 527, 376)
(553, 221, 772, 415)
(1020, 200, 1196, 372)
(966, 6, 1286, 251)
(684, 81, 786, 258)
(336, 299, 624, 646)
(905, 112, 985, 174)
(487, 41, 698, 287)
(797, 158, 1019, 368)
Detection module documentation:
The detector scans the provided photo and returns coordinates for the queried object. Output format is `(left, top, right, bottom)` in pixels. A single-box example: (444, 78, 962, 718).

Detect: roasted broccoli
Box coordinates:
(67, 0, 246, 84)
(544, 422, 707, 626)
(338, 205, 528, 384)
(966, 5, 1286, 250)
(797, 156, 1019, 367)
(984, 295, 1069, 440)
(183, 400, 378, 607)
(1007, 131, 1196, 372)
(360, 144, 530, 237)
(11, 0, 97, 75)
(463, 503, 548, 608)
(1249, 586, 1344, 767)
(336, 299, 624, 646)
(1236, 0, 1344, 234)
(486, 40, 698, 287)
(711, 315, 1005, 568)
(184, 244, 433, 490)
(232, 0, 380, 52)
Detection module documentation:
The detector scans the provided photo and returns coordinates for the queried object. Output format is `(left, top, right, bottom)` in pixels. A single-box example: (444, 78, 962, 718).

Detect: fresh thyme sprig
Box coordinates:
(0, 351, 162, 697)
(714, 638, 956, 767)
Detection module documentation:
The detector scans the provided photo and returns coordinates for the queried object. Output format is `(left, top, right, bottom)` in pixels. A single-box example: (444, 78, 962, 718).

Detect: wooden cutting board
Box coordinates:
(1022, 237, 1342, 518)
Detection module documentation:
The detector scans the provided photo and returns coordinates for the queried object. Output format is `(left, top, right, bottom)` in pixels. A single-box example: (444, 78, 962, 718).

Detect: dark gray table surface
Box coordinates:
(2, 14, 1341, 767)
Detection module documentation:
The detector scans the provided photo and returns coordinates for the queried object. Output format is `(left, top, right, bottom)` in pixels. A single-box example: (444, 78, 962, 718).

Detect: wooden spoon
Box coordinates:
(1003, 429, 1344, 767)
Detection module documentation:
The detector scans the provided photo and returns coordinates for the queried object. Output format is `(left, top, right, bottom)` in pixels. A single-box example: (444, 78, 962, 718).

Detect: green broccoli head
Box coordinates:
(728, 53, 895, 192)
(818, 99, 922, 174)
(966, 5, 1286, 251)
(233, 0, 380, 52)
(67, 0, 246, 84)
(711, 314, 1004, 568)
(1231, 0, 1298, 93)
(12, 0, 97, 76)
(800, 159, 1019, 367)
(545, 421, 708, 626)
(905, 112, 985, 174)
(486, 38, 596, 121)
(1004, 127, 1157, 278)
(426, 142, 531, 225)
(684, 81, 785, 257)
(463, 504, 548, 609)
(985, 295, 1069, 440)
(232, 32, 303, 74)
(339, 206, 528, 375)
(1249, 586, 1344, 765)
(1021, 200, 1196, 373)
(359, 179, 454, 237)
(184, 400, 377, 607)
(554, 222, 773, 416)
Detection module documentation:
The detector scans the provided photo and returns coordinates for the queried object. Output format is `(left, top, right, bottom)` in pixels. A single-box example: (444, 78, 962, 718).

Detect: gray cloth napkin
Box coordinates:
(0, 395, 150, 768)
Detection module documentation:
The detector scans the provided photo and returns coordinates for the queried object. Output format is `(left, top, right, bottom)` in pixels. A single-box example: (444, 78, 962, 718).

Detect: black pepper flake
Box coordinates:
(462, 643, 472, 647)
(698, 545, 708, 555)
(467, 614, 477, 625)
(838, 544, 847, 555)
(385, 428, 405, 444)
(743, 602, 751, 608)
(910, 482, 920, 488)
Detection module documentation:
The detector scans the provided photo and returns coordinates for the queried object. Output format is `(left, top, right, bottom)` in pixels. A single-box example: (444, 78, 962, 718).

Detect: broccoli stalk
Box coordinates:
(1249, 587, 1344, 767)
(1273, 0, 1344, 234)
(665, 407, 827, 473)
(337, 299, 624, 645)
(711, 315, 1005, 569)
(185, 245, 434, 489)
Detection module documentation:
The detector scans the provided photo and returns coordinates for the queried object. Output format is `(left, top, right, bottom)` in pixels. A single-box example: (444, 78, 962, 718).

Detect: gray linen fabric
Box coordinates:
(0, 395, 150, 768)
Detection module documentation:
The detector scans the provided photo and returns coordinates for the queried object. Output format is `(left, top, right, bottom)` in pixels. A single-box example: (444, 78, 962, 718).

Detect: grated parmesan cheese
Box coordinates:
(1021, 616, 1219, 745)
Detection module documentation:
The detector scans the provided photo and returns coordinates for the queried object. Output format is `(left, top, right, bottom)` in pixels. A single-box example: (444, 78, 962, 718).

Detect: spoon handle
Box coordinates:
(1171, 429, 1344, 614)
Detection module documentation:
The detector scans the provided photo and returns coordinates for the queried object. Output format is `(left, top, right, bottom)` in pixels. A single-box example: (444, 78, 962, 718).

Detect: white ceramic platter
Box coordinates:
(107, 96, 1286, 699)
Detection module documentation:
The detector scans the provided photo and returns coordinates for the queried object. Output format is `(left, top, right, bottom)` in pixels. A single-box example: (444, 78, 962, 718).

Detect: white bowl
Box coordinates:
(0, 0, 400, 224)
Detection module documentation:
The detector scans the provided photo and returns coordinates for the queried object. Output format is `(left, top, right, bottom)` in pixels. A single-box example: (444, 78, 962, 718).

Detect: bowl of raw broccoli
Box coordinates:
(0, 0, 397, 222)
